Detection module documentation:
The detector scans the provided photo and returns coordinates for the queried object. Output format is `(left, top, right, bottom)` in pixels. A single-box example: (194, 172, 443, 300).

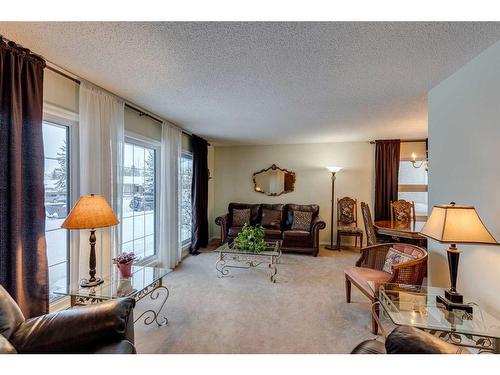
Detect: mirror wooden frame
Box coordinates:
(252, 164, 296, 196)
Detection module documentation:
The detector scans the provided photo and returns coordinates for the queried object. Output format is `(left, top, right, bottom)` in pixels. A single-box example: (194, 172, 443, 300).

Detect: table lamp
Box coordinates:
(325, 166, 343, 250)
(62, 194, 119, 287)
(420, 202, 499, 313)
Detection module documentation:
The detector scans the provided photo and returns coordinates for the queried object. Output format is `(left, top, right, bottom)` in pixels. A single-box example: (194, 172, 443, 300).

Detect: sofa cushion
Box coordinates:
(228, 227, 243, 237)
(261, 208, 282, 229)
(0, 286, 25, 340)
(284, 204, 319, 228)
(283, 230, 311, 242)
(263, 228, 282, 240)
(291, 211, 313, 231)
(344, 266, 392, 298)
(228, 203, 260, 226)
(382, 247, 416, 274)
(232, 208, 251, 227)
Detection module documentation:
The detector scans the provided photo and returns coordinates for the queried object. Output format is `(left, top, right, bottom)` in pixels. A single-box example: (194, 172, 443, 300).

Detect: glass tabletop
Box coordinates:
(216, 241, 281, 256)
(54, 265, 172, 300)
(368, 282, 500, 339)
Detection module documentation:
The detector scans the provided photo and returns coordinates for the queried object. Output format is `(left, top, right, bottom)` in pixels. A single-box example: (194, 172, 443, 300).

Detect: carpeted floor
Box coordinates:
(134, 245, 380, 353)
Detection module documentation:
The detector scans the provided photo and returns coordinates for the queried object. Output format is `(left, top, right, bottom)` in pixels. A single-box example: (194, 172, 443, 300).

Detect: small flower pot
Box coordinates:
(117, 261, 133, 278)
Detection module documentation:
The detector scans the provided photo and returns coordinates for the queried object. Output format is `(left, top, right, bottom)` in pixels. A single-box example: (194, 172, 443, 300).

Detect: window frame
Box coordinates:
(43, 104, 79, 309)
(398, 157, 428, 220)
(123, 132, 161, 266)
(180, 150, 194, 248)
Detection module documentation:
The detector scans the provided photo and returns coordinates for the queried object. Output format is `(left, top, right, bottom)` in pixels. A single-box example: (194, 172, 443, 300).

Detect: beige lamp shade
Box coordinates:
(420, 203, 498, 245)
(61, 194, 119, 230)
(326, 166, 343, 173)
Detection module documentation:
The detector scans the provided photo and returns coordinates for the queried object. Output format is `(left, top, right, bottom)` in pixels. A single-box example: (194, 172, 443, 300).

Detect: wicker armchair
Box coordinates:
(344, 243, 427, 334)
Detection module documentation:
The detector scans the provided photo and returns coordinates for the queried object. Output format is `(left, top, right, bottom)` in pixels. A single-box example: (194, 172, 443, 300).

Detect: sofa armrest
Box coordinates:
(10, 297, 135, 353)
(310, 216, 326, 254)
(215, 213, 229, 243)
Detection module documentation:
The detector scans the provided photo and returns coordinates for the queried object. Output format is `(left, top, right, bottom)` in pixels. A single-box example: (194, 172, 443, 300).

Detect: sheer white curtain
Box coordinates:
(158, 121, 182, 268)
(78, 82, 125, 278)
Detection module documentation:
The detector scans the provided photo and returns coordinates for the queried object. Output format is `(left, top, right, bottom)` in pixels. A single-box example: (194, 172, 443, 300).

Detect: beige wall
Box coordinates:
(212, 142, 375, 244)
(428, 39, 500, 316)
(44, 69, 79, 113)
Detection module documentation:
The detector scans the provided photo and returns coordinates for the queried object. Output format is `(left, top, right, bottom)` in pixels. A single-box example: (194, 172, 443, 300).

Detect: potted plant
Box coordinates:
(235, 224, 266, 253)
(113, 252, 136, 278)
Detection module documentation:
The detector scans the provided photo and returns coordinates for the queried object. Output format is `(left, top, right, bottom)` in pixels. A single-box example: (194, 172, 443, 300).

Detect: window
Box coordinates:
(180, 152, 193, 246)
(43, 121, 70, 302)
(398, 160, 428, 219)
(122, 140, 158, 262)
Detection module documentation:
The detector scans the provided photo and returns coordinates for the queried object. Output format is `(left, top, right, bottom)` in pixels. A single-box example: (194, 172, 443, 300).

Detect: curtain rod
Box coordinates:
(46, 64, 194, 137)
(369, 139, 427, 144)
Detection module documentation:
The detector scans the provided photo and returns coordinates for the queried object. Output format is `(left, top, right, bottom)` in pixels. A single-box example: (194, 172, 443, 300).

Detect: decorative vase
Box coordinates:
(117, 261, 133, 278)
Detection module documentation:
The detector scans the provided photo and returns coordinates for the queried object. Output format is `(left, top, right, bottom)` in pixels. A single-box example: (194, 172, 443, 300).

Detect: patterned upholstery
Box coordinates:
(291, 211, 313, 231)
(390, 200, 416, 222)
(232, 208, 251, 226)
(336, 197, 363, 248)
(361, 202, 378, 246)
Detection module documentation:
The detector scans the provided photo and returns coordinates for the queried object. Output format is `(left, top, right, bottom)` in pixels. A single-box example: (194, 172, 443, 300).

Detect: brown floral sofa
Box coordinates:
(215, 203, 326, 256)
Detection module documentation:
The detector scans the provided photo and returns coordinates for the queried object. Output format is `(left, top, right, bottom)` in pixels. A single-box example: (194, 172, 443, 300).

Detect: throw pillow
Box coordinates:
(291, 210, 313, 231)
(382, 247, 416, 274)
(261, 208, 282, 229)
(232, 208, 251, 227)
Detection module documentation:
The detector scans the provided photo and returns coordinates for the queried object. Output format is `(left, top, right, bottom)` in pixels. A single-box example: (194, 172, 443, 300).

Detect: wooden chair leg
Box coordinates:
(371, 301, 379, 335)
(345, 276, 351, 303)
(337, 232, 341, 251)
(360, 233, 363, 250)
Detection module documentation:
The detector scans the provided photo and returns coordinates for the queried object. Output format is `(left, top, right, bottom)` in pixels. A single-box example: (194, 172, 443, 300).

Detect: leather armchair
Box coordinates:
(0, 285, 136, 354)
(351, 326, 470, 354)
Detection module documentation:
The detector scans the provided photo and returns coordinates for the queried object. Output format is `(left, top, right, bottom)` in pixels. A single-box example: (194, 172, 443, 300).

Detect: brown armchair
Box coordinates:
(344, 243, 427, 334)
(0, 285, 136, 354)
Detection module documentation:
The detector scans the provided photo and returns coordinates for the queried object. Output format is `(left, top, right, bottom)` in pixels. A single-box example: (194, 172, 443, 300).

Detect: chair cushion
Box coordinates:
(291, 211, 313, 231)
(382, 247, 416, 274)
(261, 208, 282, 229)
(232, 208, 251, 227)
(344, 266, 392, 298)
(263, 228, 282, 240)
(0, 286, 25, 340)
(338, 225, 363, 234)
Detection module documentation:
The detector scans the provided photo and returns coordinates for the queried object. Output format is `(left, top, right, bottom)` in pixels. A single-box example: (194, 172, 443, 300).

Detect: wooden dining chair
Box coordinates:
(337, 197, 364, 249)
(360, 202, 378, 247)
(390, 200, 416, 222)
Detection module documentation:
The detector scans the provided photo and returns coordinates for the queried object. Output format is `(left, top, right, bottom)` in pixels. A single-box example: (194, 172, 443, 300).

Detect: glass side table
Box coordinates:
(368, 282, 500, 353)
(54, 265, 172, 327)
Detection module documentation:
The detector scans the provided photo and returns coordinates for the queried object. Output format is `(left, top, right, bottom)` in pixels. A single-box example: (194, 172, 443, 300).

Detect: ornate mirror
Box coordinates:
(253, 164, 296, 196)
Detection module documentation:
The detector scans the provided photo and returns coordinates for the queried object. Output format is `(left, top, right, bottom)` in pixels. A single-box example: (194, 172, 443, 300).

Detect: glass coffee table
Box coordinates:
(55, 265, 172, 327)
(369, 282, 500, 353)
(215, 241, 282, 282)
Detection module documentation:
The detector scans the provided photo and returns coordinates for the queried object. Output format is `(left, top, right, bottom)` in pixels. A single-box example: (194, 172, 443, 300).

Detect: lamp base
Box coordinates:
(80, 277, 104, 288)
(325, 245, 341, 251)
(436, 295, 473, 314)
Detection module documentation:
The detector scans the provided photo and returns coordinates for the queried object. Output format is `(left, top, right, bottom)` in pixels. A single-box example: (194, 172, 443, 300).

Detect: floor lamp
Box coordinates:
(325, 166, 343, 251)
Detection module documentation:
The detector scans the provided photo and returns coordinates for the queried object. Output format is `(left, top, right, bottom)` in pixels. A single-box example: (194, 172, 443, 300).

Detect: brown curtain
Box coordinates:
(0, 38, 48, 317)
(190, 135, 209, 254)
(374, 139, 401, 221)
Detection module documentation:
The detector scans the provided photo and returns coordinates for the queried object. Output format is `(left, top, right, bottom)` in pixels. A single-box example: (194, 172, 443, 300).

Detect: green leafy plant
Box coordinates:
(235, 224, 266, 253)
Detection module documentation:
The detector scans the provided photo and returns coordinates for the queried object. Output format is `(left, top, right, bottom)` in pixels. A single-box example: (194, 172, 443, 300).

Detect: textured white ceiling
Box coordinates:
(1, 22, 500, 145)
